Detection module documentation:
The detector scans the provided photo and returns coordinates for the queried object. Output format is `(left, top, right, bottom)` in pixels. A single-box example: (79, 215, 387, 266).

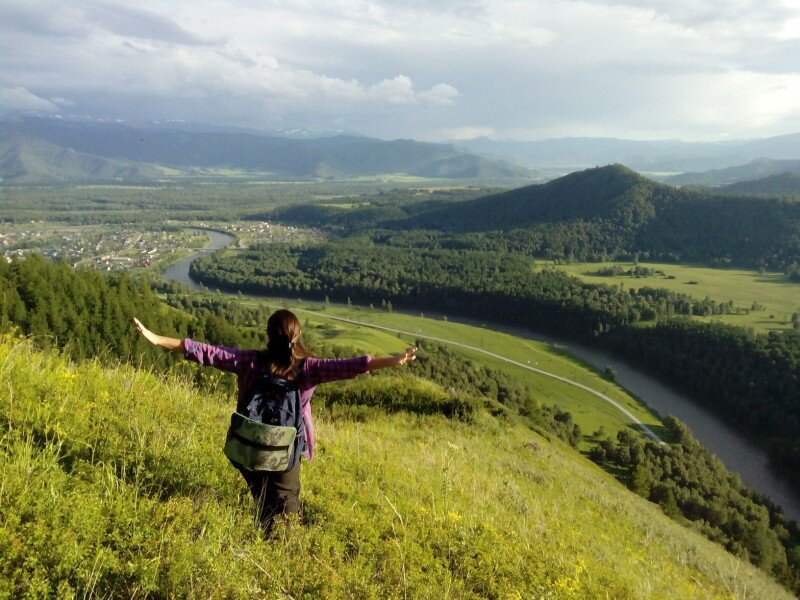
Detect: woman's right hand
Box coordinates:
(132, 317, 159, 346)
(133, 317, 185, 353)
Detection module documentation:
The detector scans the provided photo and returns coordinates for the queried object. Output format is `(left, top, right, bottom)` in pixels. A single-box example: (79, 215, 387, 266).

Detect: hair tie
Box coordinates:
(288, 341, 294, 350)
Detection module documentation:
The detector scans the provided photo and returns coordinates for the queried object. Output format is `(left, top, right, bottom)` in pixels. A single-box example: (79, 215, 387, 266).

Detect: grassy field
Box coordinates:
(1, 333, 792, 599)
(544, 260, 800, 333)
(229, 296, 670, 449)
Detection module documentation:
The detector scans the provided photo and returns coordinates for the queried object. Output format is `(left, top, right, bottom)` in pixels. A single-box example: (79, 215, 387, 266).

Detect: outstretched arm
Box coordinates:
(366, 346, 417, 372)
(302, 347, 417, 387)
(132, 317, 185, 353)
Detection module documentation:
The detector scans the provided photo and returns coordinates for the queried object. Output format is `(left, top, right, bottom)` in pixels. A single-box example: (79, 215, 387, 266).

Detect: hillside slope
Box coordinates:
(0, 334, 793, 598)
(0, 135, 163, 183)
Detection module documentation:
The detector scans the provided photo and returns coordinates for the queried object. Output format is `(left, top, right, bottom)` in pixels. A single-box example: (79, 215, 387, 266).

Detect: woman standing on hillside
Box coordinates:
(133, 309, 416, 532)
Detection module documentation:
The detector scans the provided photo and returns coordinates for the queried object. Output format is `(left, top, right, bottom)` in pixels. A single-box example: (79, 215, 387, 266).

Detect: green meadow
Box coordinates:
(546, 260, 800, 333)
(1, 333, 791, 599)
(229, 296, 669, 449)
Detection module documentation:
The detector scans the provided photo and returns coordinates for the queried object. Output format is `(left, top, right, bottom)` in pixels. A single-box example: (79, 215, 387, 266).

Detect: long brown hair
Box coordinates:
(263, 309, 312, 379)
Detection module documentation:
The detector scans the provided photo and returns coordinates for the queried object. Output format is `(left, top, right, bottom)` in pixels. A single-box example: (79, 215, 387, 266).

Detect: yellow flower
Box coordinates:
(448, 511, 462, 522)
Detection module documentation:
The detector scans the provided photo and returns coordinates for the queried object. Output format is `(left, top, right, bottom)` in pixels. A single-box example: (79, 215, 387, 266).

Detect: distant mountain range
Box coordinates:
(716, 172, 800, 197)
(0, 118, 529, 183)
(664, 158, 800, 186)
(455, 133, 800, 173)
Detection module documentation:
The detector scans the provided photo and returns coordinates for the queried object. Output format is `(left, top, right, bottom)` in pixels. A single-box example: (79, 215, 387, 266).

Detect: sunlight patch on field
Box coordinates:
(546, 260, 800, 332)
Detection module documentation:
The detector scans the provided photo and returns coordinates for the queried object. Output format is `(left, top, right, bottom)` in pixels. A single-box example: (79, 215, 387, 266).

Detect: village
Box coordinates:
(0, 225, 208, 271)
(0, 220, 320, 271)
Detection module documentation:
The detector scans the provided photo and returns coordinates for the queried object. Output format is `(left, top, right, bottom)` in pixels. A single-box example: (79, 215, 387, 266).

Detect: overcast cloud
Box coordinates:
(1, 0, 799, 141)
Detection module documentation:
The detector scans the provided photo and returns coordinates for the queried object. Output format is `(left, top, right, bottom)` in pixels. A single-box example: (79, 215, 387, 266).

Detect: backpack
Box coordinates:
(223, 369, 304, 472)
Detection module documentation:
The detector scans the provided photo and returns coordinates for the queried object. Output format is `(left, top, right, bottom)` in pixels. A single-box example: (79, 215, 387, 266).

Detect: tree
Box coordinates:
(661, 488, 680, 518)
(630, 463, 650, 497)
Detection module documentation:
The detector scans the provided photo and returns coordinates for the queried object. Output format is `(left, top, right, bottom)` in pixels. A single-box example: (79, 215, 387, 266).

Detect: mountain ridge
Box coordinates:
(454, 133, 800, 173)
(0, 118, 530, 182)
(666, 158, 800, 186)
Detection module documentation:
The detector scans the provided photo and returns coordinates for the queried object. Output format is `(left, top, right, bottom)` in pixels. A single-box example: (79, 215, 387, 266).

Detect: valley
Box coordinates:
(2, 166, 799, 596)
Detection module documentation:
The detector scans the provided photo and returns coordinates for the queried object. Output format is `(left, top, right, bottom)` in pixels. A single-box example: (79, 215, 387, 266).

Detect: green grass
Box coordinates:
(234, 297, 669, 449)
(1, 333, 792, 598)
(546, 260, 800, 333)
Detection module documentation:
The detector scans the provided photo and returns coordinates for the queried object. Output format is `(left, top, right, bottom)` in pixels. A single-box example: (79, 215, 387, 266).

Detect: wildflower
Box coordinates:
(448, 511, 462, 522)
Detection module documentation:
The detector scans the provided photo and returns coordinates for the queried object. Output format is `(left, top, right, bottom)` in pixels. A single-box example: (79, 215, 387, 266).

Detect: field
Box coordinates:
(1, 333, 791, 599)
(224, 295, 671, 449)
(546, 260, 800, 332)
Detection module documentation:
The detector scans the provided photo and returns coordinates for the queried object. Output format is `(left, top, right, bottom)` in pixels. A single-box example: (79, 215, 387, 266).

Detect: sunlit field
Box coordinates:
(544, 260, 800, 332)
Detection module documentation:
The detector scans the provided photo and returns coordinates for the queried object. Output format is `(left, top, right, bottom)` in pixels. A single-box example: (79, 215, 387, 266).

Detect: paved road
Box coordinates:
(293, 308, 665, 444)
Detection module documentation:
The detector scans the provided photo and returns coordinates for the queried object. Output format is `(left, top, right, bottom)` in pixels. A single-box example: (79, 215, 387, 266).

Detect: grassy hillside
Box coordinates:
(1, 333, 794, 598)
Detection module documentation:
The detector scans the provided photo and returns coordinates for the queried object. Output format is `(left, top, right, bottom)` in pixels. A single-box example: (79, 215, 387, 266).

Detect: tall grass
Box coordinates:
(0, 334, 793, 598)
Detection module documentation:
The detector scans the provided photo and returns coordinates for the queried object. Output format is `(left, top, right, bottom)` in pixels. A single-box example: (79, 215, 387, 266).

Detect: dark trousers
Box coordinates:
(233, 459, 301, 533)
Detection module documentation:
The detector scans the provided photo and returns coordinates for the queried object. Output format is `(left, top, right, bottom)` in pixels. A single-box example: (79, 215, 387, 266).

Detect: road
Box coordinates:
(291, 307, 666, 444)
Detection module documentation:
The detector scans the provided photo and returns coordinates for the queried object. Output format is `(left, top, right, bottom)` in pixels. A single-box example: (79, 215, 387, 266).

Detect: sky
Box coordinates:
(2, 0, 800, 142)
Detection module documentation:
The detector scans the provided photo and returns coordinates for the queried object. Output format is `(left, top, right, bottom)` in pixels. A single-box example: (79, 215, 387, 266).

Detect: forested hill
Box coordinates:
(399, 164, 658, 229)
(388, 165, 800, 269)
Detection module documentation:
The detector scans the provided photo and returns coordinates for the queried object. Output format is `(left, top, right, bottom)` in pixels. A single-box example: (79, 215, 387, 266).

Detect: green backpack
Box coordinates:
(223, 373, 303, 472)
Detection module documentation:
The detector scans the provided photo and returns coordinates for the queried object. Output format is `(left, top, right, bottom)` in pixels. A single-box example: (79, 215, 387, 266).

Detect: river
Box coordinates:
(161, 228, 236, 292)
(162, 228, 800, 521)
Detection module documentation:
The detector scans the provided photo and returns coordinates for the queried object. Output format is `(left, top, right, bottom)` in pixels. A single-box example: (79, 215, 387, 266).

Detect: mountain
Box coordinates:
(665, 158, 800, 186)
(394, 164, 800, 268)
(0, 134, 163, 183)
(0, 118, 530, 182)
(716, 172, 800, 197)
(455, 133, 800, 173)
(398, 164, 662, 231)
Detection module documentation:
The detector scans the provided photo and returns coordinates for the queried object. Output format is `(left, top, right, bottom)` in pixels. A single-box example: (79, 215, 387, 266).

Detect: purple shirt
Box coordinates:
(183, 338, 372, 460)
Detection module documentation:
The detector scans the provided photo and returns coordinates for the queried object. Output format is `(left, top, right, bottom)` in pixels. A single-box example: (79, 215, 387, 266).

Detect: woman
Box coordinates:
(132, 309, 416, 531)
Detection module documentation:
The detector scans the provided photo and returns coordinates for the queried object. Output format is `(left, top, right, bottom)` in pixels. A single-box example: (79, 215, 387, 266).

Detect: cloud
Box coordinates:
(81, 1, 218, 46)
(1, 0, 799, 140)
(417, 83, 460, 106)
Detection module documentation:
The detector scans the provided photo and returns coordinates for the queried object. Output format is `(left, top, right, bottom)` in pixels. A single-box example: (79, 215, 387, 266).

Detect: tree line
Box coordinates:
(590, 417, 800, 594)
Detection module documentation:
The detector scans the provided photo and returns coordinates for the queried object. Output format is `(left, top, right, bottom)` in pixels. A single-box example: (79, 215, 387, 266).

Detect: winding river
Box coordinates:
(163, 228, 800, 521)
